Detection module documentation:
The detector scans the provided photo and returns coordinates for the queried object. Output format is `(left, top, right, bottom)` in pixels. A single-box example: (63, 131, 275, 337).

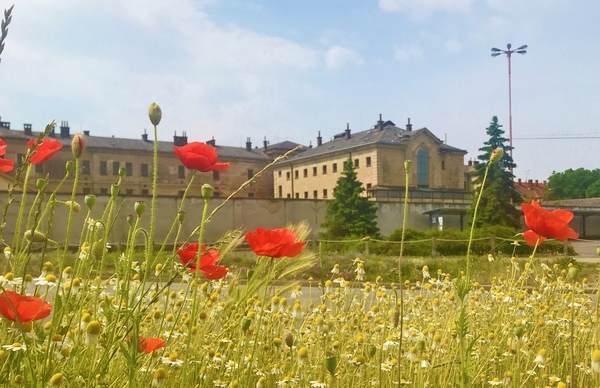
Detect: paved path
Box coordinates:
(572, 240, 600, 262)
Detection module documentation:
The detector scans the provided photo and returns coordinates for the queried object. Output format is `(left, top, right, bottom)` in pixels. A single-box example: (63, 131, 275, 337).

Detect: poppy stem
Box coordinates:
(12, 163, 32, 259)
(149, 122, 159, 259)
(466, 161, 492, 281)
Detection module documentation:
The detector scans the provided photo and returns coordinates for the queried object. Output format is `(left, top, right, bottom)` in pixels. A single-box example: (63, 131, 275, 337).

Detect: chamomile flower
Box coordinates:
(2, 342, 27, 351)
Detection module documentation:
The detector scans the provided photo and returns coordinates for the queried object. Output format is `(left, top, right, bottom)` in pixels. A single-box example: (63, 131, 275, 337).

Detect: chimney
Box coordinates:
(344, 123, 351, 139)
(83, 130, 90, 136)
(263, 136, 268, 151)
(528, 179, 533, 188)
(142, 129, 148, 142)
(543, 180, 547, 186)
(378, 114, 384, 131)
(535, 179, 539, 186)
(468, 160, 472, 166)
(23, 124, 32, 136)
(206, 137, 216, 147)
(309, 140, 313, 149)
(0, 118, 10, 129)
(518, 178, 522, 184)
(60, 121, 70, 138)
(406, 118, 412, 131)
(246, 137, 252, 151)
(173, 131, 188, 147)
(49, 127, 56, 137)
(317, 131, 322, 147)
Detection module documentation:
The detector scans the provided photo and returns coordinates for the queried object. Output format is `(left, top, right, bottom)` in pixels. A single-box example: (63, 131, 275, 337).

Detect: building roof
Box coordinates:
(514, 179, 547, 199)
(276, 121, 466, 164)
(0, 126, 272, 161)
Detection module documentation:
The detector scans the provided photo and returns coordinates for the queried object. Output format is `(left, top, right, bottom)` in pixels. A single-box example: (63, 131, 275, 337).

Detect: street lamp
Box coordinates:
(491, 43, 527, 175)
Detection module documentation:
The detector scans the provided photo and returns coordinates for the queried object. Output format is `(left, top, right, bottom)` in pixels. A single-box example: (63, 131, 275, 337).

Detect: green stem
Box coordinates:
(466, 162, 492, 281)
(149, 123, 159, 259)
(397, 163, 410, 378)
(13, 163, 32, 257)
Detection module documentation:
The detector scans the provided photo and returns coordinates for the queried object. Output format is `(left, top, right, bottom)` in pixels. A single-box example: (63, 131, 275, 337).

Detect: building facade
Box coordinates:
(273, 116, 469, 200)
(0, 120, 285, 198)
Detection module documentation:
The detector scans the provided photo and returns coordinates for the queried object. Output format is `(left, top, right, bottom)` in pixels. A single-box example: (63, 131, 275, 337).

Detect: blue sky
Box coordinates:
(1, 0, 599, 182)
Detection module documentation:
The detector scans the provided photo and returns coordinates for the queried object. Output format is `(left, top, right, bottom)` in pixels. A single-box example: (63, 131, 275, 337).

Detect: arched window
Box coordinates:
(417, 148, 429, 188)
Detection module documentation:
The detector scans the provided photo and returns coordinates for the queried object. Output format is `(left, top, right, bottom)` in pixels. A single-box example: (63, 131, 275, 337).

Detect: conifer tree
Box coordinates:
(322, 157, 380, 238)
(469, 116, 522, 229)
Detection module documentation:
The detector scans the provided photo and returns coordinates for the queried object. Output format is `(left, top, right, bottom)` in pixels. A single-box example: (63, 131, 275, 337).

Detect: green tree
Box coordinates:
(468, 116, 522, 229)
(322, 157, 380, 239)
(545, 168, 600, 199)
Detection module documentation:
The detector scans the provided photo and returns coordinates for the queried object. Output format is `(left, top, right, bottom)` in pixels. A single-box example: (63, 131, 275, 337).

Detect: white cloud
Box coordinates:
(324, 45, 363, 70)
(394, 44, 424, 62)
(379, 0, 476, 13)
(444, 37, 462, 52)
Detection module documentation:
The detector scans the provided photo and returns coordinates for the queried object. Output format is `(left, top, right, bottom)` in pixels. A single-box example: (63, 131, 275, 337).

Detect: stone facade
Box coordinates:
(0, 121, 287, 198)
(274, 117, 468, 199)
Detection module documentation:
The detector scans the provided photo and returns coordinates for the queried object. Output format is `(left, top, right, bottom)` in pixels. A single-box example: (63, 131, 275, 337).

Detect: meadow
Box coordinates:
(0, 103, 597, 388)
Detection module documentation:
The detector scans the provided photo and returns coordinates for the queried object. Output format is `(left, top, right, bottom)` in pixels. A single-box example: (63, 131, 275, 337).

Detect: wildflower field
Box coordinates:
(0, 104, 597, 388)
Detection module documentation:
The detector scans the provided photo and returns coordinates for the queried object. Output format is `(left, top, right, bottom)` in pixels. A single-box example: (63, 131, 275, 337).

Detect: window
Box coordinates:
(287, 194, 291, 198)
(82, 187, 91, 195)
(248, 169, 254, 179)
(248, 193, 254, 198)
(286, 171, 291, 180)
(295, 193, 299, 199)
(313, 190, 318, 199)
(366, 183, 372, 189)
(213, 170, 220, 181)
(322, 165, 327, 174)
(213, 191, 220, 197)
(354, 159, 359, 168)
(294, 170, 299, 179)
(278, 186, 283, 198)
(304, 192, 308, 199)
(100, 161, 107, 176)
(332, 163, 337, 173)
(112, 161, 120, 175)
(417, 148, 430, 188)
(141, 163, 149, 177)
(323, 189, 328, 199)
(278, 170, 282, 177)
(142, 189, 149, 195)
(178, 165, 185, 179)
(303, 168, 308, 178)
(17, 153, 23, 167)
(441, 161, 446, 170)
(81, 160, 91, 175)
(100, 188, 108, 195)
(126, 189, 133, 195)
(126, 162, 133, 176)
(366, 156, 372, 167)
(313, 167, 317, 176)
(35, 163, 43, 173)
(178, 190, 185, 196)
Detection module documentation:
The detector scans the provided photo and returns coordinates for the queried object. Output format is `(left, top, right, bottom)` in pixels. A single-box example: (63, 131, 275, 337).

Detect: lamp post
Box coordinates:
(491, 43, 527, 175)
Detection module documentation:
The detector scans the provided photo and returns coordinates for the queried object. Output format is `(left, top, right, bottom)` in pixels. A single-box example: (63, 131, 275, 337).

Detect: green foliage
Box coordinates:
(0, 5, 14, 66)
(546, 168, 600, 199)
(321, 157, 380, 239)
(468, 116, 522, 229)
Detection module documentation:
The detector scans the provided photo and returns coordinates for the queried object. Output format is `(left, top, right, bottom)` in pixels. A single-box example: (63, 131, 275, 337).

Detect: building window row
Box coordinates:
(277, 157, 373, 180)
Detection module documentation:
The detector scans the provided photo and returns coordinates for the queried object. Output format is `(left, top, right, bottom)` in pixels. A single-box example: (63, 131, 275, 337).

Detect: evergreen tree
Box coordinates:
(322, 157, 380, 238)
(469, 116, 522, 229)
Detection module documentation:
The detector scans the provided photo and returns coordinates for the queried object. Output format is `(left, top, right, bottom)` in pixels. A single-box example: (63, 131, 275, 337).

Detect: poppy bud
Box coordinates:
(71, 133, 86, 159)
(490, 148, 504, 164)
(118, 166, 126, 177)
(202, 184, 213, 200)
(597, 246, 600, 257)
(36, 178, 47, 191)
(177, 211, 185, 223)
(127, 214, 135, 226)
(148, 102, 162, 126)
(49, 373, 63, 386)
(24, 230, 47, 243)
(65, 201, 81, 213)
(134, 201, 146, 216)
(368, 345, 377, 357)
(283, 329, 294, 348)
(65, 160, 75, 173)
(91, 240, 104, 260)
(325, 352, 337, 376)
(241, 317, 251, 332)
(111, 184, 120, 198)
(568, 266, 580, 280)
(404, 160, 412, 171)
(514, 326, 524, 338)
(85, 194, 96, 209)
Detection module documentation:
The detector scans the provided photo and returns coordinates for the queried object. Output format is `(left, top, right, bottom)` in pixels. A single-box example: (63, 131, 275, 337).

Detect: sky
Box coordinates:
(1, 0, 599, 182)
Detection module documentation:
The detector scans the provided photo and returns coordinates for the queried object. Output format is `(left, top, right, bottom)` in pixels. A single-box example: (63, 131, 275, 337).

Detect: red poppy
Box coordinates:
(0, 290, 53, 323)
(244, 228, 305, 258)
(27, 138, 63, 164)
(177, 243, 228, 280)
(139, 336, 167, 354)
(0, 139, 15, 172)
(173, 142, 230, 172)
(521, 200, 579, 246)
